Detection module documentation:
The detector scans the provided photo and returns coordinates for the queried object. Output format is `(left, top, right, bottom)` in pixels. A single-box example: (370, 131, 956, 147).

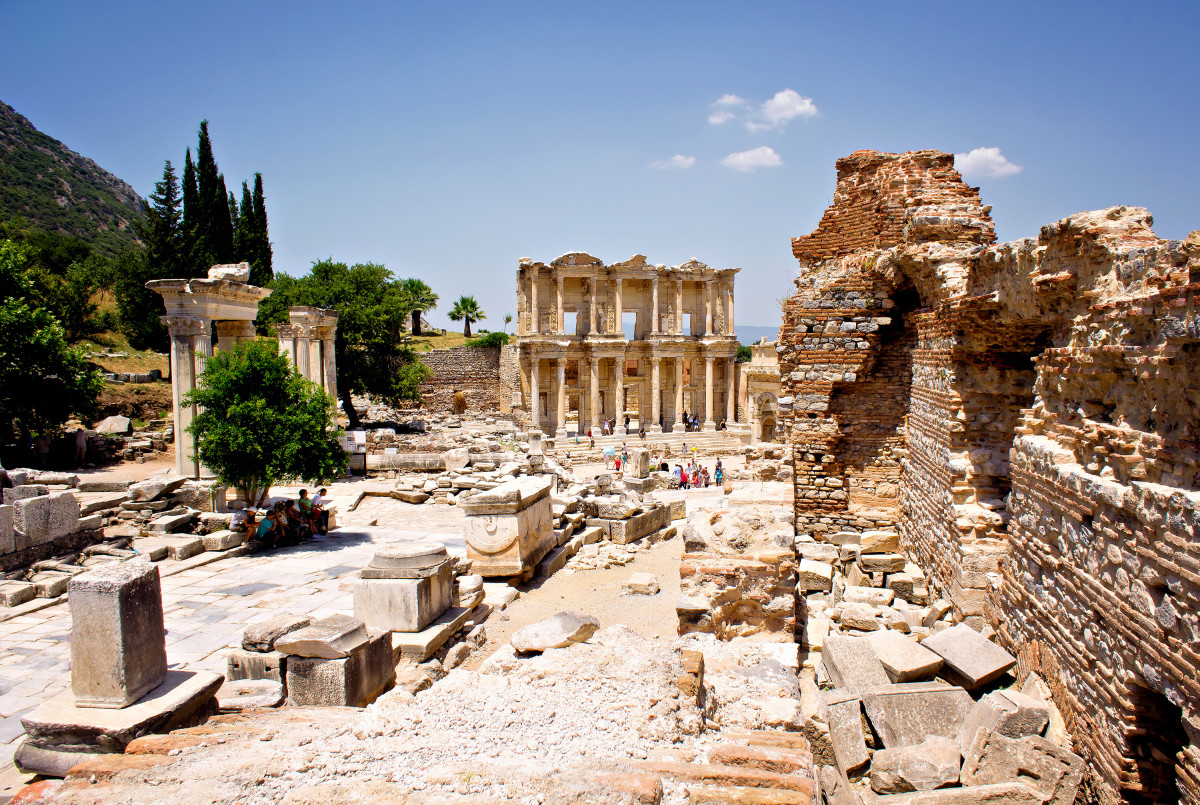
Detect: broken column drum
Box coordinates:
(460, 476, 556, 576)
(353, 542, 453, 632)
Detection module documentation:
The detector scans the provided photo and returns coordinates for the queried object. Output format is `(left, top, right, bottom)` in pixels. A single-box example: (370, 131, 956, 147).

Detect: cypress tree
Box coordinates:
(181, 148, 200, 275)
(216, 173, 234, 263)
(250, 173, 272, 285)
(195, 120, 220, 268)
(235, 181, 254, 271)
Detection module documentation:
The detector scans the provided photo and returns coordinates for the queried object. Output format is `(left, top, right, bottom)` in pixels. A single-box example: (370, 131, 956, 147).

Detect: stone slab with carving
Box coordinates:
(461, 476, 555, 576)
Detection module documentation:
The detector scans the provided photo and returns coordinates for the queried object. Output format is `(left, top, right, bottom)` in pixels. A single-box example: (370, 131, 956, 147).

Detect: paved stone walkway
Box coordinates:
(0, 501, 467, 770)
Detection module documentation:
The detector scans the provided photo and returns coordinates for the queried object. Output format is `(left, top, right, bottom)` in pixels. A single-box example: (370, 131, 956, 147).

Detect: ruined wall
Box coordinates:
(782, 149, 1200, 803)
(417, 347, 502, 414)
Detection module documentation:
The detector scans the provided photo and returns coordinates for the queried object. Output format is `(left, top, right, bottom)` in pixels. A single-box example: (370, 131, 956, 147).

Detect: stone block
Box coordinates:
(860, 682, 976, 749)
(859, 553, 905, 573)
(798, 559, 834, 592)
(843, 585, 895, 606)
(286, 631, 394, 707)
(137, 535, 203, 561)
(668, 499, 686, 520)
(921, 623, 1016, 689)
(32, 572, 71, 598)
(822, 689, 868, 778)
(13, 495, 50, 548)
(821, 635, 889, 693)
(0, 503, 13, 554)
(624, 572, 660, 594)
(511, 611, 599, 653)
(0, 580, 36, 607)
(841, 602, 880, 631)
(609, 505, 671, 545)
(78, 479, 132, 492)
(956, 690, 1050, 752)
(871, 735, 961, 793)
(242, 614, 311, 652)
(69, 560, 167, 708)
(461, 476, 556, 575)
(147, 511, 195, 533)
(4, 485, 46, 505)
(76, 514, 104, 531)
(868, 783, 1044, 805)
(200, 530, 245, 551)
(353, 563, 453, 633)
(217, 678, 283, 710)
(860, 530, 899, 554)
(129, 474, 187, 502)
(393, 605, 474, 661)
(865, 630, 944, 683)
(960, 731, 1084, 805)
(18, 670, 222, 774)
(275, 614, 369, 659)
(94, 415, 132, 435)
(797, 542, 839, 562)
(627, 448, 651, 478)
(227, 648, 287, 685)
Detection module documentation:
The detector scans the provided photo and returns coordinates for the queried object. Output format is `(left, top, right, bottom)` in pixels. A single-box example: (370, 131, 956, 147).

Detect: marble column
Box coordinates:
(650, 357, 662, 432)
(674, 358, 684, 432)
(529, 269, 539, 334)
(612, 278, 623, 337)
(726, 283, 735, 335)
(614, 357, 625, 433)
(651, 276, 660, 335)
(294, 328, 311, 381)
(555, 273, 564, 334)
(588, 357, 600, 432)
(704, 281, 713, 336)
(726, 357, 736, 425)
(588, 279, 598, 335)
(556, 359, 567, 436)
(675, 279, 683, 334)
(703, 355, 715, 430)
(530, 357, 542, 434)
(166, 318, 201, 478)
(308, 331, 325, 387)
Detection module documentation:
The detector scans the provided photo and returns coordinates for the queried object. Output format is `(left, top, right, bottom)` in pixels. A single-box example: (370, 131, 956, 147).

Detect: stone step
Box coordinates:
(688, 786, 814, 804)
(633, 761, 814, 793)
(721, 730, 813, 752)
(707, 744, 811, 776)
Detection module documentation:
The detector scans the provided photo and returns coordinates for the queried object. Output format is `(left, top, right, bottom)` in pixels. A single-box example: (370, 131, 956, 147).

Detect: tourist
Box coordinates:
(311, 488, 330, 534)
(658, 412, 664, 430)
(715, 458, 723, 485)
(255, 507, 280, 550)
(283, 500, 310, 543)
(638, 425, 645, 440)
(589, 434, 595, 449)
(719, 418, 726, 431)
(614, 455, 621, 472)
(674, 464, 683, 488)
(702, 466, 711, 487)
(624, 414, 630, 430)
(73, 428, 87, 468)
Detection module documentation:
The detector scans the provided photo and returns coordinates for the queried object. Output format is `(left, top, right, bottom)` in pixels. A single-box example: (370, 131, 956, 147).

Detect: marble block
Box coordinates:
(461, 476, 555, 576)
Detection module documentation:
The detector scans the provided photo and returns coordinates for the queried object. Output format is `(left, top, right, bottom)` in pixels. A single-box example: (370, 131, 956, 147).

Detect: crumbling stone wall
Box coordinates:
(782, 149, 1200, 803)
(416, 347, 502, 414)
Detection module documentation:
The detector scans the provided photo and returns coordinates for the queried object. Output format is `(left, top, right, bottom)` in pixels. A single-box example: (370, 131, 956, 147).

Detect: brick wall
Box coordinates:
(417, 346, 502, 414)
(781, 150, 1200, 802)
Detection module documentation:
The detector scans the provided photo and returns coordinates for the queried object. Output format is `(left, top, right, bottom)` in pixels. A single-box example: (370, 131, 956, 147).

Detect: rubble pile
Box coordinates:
(730, 443, 793, 482)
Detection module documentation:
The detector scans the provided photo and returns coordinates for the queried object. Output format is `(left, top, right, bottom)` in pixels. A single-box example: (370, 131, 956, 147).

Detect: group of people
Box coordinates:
(669, 457, 723, 490)
(234, 488, 329, 551)
(678, 411, 729, 433)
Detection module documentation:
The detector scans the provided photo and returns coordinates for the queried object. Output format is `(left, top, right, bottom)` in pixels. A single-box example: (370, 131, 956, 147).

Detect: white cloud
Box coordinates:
(746, 89, 818, 131)
(649, 154, 696, 170)
(708, 110, 736, 125)
(954, 147, 1022, 178)
(708, 95, 744, 125)
(721, 146, 782, 172)
(714, 94, 745, 107)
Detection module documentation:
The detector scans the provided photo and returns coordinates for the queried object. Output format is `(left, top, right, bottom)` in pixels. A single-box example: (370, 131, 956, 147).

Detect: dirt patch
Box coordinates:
(93, 382, 173, 423)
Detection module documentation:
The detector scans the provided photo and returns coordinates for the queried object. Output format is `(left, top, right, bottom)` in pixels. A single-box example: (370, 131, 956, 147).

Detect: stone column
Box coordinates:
(726, 358, 736, 424)
(650, 357, 662, 432)
(167, 319, 199, 478)
(651, 276, 660, 335)
(612, 277, 623, 337)
(294, 327, 311, 381)
(530, 357, 542, 434)
(675, 279, 683, 334)
(529, 268, 539, 334)
(704, 281, 713, 336)
(674, 358, 684, 431)
(614, 358, 625, 433)
(588, 357, 600, 431)
(588, 279, 598, 335)
(308, 330, 325, 387)
(323, 337, 338, 403)
(555, 273, 564, 334)
(556, 360, 567, 437)
(726, 283, 735, 335)
(703, 356, 715, 430)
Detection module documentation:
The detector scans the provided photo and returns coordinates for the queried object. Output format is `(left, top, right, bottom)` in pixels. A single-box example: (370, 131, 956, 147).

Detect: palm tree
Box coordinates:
(448, 295, 486, 337)
(503, 313, 513, 333)
(400, 278, 438, 336)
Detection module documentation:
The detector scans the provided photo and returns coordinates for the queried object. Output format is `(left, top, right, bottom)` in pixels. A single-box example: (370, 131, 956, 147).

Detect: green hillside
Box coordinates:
(0, 101, 145, 257)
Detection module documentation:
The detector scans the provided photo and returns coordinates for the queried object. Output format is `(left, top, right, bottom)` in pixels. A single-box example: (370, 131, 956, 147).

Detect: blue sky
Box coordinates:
(3, 1, 1198, 331)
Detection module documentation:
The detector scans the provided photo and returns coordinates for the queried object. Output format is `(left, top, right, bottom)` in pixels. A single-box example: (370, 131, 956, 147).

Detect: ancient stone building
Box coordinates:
(737, 340, 783, 443)
(781, 150, 1200, 802)
(514, 253, 739, 436)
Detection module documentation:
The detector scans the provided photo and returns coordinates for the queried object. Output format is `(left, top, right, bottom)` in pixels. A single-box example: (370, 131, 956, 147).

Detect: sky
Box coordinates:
(3, 1, 1199, 331)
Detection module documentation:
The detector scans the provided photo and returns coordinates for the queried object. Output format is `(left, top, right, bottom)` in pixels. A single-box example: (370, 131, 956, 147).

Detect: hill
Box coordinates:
(0, 100, 145, 257)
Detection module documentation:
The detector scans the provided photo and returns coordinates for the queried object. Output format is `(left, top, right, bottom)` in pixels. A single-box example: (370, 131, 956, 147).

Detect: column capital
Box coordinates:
(162, 315, 209, 337)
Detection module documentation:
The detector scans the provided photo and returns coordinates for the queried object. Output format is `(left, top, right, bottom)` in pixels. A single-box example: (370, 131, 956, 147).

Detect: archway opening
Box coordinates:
(1125, 683, 1187, 804)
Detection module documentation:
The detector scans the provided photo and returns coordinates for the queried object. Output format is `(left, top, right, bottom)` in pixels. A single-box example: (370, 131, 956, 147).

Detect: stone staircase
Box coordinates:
(550, 428, 746, 456)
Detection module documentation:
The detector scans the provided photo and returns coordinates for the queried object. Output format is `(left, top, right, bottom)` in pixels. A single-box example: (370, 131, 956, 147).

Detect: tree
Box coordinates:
(119, 160, 185, 350)
(259, 260, 432, 428)
(0, 240, 104, 440)
(448, 295, 485, 337)
(234, 181, 254, 269)
(503, 313, 512, 333)
(400, 278, 437, 335)
(249, 173, 272, 286)
(185, 340, 347, 506)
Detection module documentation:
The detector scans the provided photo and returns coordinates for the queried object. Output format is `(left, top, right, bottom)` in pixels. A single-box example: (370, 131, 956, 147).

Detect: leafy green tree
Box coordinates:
(466, 331, 508, 348)
(399, 278, 437, 335)
(0, 240, 104, 439)
(503, 313, 512, 333)
(736, 343, 752, 362)
(185, 339, 347, 506)
(448, 295, 485, 337)
(260, 260, 431, 427)
(118, 160, 187, 350)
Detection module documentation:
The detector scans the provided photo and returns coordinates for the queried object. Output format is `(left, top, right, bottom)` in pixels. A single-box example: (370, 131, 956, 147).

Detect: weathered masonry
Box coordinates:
(781, 150, 1200, 803)
(514, 253, 739, 436)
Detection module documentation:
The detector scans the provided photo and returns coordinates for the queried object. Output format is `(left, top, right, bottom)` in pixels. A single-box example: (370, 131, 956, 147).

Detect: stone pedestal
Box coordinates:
(461, 476, 555, 576)
(286, 631, 394, 707)
(69, 561, 167, 709)
(353, 543, 453, 632)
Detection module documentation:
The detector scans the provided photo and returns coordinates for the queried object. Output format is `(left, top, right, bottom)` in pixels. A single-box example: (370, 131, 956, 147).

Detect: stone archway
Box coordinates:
(755, 394, 779, 443)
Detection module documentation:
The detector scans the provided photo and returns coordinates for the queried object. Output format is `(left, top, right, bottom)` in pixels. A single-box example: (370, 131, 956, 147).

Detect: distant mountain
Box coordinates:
(0, 101, 145, 257)
(735, 324, 780, 344)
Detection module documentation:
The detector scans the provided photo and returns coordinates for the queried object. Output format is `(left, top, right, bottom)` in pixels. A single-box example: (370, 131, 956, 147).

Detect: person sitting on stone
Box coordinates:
(311, 488, 330, 535)
(282, 500, 310, 544)
(254, 507, 280, 549)
(298, 489, 324, 536)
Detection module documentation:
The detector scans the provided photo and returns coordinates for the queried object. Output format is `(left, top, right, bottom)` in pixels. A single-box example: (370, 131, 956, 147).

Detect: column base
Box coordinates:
(649, 426, 663, 435)
(702, 421, 717, 432)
